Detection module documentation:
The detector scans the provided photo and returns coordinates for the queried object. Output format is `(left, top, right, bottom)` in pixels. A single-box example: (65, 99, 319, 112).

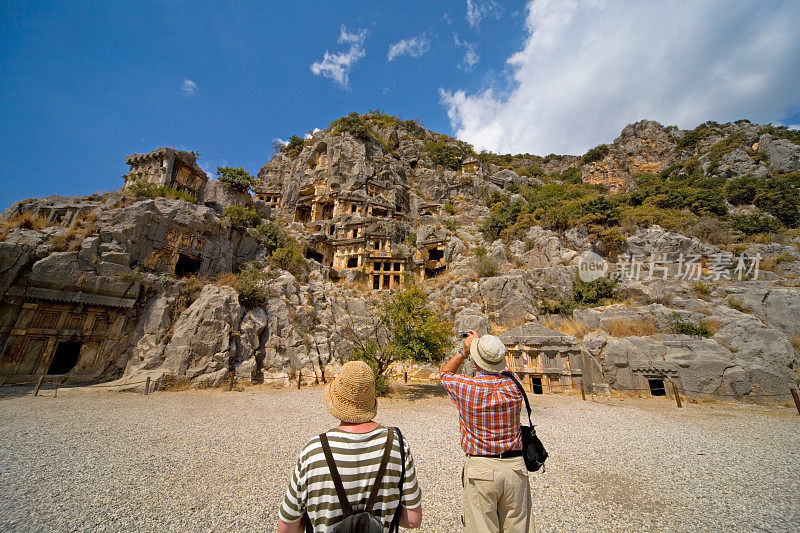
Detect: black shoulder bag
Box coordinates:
(388, 427, 405, 533)
(502, 371, 548, 472)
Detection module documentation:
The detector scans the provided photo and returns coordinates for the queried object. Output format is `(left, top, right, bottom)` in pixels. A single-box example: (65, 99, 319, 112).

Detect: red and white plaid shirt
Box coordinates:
(440, 370, 523, 455)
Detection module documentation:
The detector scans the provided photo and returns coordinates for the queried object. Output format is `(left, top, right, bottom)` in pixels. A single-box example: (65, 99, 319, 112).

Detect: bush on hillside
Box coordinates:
(729, 213, 783, 235)
(270, 242, 305, 276)
(236, 262, 272, 308)
(126, 178, 197, 203)
(580, 144, 610, 165)
(255, 222, 288, 254)
(331, 112, 372, 141)
(224, 205, 260, 228)
(426, 139, 463, 170)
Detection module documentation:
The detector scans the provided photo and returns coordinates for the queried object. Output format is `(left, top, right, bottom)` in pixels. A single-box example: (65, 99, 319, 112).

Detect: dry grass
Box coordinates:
(539, 316, 590, 339)
(46, 212, 99, 252)
(214, 272, 239, 287)
(759, 253, 796, 273)
(704, 319, 722, 335)
(157, 375, 194, 391)
(0, 212, 50, 240)
(692, 280, 712, 297)
(726, 295, 748, 313)
(605, 317, 659, 337)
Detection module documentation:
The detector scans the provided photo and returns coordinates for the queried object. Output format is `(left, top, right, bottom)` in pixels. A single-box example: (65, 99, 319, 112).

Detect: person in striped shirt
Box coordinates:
(440, 331, 534, 533)
(277, 361, 422, 533)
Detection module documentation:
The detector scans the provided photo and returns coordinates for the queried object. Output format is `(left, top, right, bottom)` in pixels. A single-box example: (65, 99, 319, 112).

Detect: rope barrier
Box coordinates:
(86, 379, 149, 388)
(2, 373, 794, 402)
(605, 384, 792, 398)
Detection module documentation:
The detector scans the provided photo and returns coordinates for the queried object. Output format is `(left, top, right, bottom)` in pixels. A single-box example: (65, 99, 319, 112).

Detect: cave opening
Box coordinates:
(175, 253, 202, 277)
(648, 378, 666, 396)
(47, 341, 81, 375)
(305, 249, 324, 263)
(425, 265, 446, 278)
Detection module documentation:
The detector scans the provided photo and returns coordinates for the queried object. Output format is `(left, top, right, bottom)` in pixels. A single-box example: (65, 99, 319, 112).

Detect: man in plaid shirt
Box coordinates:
(440, 330, 533, 533)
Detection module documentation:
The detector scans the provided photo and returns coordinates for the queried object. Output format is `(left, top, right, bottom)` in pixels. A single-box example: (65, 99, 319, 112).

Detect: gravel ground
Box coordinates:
(1, 383, 799, 532)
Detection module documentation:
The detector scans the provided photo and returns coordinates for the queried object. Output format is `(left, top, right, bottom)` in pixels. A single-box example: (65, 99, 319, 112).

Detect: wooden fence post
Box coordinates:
(671, 380, 682, 408)
(228, 372, 235, 391)
(404, 370, 408, 383)
(144, 376, 151, 396)
(297, 371, 302, 389)
(33, 376, 44, 397)
(580, 379, 586, 401)
(791, 388, 800, 415)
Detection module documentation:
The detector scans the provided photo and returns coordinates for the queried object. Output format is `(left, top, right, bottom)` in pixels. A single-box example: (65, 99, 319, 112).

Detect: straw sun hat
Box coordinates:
(324, 361, 378, 423)
(469, 334, 508, 372)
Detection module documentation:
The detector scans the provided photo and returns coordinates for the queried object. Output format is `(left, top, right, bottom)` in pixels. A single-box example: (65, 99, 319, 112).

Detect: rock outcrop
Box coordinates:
(1, 115, 798, 402)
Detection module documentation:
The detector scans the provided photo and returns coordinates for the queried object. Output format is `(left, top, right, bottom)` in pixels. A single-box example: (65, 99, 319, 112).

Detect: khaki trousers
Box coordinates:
(461, 455, 534, 533)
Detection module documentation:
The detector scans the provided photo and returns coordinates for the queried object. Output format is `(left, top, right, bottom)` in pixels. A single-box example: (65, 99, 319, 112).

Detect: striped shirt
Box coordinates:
(440, 370, 523, 455)
(279, 426, 421, 532)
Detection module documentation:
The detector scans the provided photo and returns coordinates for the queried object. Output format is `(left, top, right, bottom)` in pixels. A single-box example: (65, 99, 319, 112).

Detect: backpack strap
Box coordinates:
(364, 427, 394, 513)
(389, 427, 406, 533)
(502, 371, 533, 427)
(319, 432, 353, 517)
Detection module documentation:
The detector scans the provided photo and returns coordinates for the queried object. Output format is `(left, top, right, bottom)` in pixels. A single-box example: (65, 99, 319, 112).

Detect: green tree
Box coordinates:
(338, 286, 452, 394)
(216, 166, 256, 193)
(379, 285, 453, 368)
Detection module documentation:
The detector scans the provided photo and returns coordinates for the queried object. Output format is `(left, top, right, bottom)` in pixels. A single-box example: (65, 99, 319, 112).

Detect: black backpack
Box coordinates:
(314, 427, 405, 533)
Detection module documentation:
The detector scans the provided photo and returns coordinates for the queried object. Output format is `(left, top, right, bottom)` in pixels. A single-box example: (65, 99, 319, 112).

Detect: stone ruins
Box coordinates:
(1, 115, 799, 402)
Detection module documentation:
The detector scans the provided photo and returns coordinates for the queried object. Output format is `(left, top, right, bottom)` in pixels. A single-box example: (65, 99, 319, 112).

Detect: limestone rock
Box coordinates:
(759, 134, 800, 173)
(159, 285, 243, 384)
(202, 179, 254, 212)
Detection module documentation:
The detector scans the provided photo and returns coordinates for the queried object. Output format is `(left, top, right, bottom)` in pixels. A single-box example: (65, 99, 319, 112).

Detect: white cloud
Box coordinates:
(310, 25, 368, 89)
(387, 34, 430, 61)
(454, 34, 479, 71)
(442, 0, 800, 155)
(181, 79, 198, 96)
(465, 0, 503, 30)
(304, 128, 322, 139)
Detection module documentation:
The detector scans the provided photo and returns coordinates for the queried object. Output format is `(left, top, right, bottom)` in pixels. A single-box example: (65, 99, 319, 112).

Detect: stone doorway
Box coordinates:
(648, 378, 666, 396)
(175, 253, 202, 277)
(305, 249, 324, 263)
(47, 341, 81, 375)
(530, 376, 543, 394)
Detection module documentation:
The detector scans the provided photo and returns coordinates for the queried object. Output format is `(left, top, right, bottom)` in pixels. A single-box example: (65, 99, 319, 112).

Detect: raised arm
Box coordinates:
(441, 330, 479, 374)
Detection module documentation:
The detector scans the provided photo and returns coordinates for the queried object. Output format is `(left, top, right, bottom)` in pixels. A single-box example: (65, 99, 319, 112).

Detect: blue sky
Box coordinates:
(2, 1, 799, 209)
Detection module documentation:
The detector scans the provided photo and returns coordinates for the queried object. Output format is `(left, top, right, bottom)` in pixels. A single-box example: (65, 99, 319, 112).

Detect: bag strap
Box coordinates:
(389, 427, 406, 533)
(502, 371, 533, 426)
(365, 427, 394, 513)
(319, 432, 353, 517)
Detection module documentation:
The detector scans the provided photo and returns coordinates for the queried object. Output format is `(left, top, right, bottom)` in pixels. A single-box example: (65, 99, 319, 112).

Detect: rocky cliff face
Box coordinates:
(1, 114, 799, 401)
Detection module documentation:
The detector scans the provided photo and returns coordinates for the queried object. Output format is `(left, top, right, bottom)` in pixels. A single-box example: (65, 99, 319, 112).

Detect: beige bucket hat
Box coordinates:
(324, 361, 378, 423)
(469, 334, 508, 372)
